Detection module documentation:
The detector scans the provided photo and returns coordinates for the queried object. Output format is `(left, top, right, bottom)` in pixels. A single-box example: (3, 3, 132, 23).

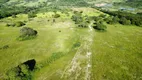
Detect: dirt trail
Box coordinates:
(61, 22, 94, 80)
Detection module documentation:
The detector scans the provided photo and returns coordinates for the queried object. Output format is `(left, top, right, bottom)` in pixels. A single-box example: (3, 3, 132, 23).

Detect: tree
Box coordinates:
(20, 27, 37, 37)
(18, 27, 38, 41)
(119, 17, 131, 25)
(112, 16, 120, 23)
(93, 22, 107, 31)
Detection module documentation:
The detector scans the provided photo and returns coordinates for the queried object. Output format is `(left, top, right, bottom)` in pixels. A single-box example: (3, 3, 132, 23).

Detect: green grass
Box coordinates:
(92, 24, 142, 80)
(0, 8, 142, 80)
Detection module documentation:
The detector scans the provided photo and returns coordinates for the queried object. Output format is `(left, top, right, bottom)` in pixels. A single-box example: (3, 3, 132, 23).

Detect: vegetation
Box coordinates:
(6, 59, 36, 80)
(72, 42, 81, 48)
(114, 0, 142, 8)
(93, 22, 107, 31)
(39, 52, 65, 68)
(92, 24, 142, 80)
(0, 0, 142, 80)
(6, 21, 25, 27)
(15, 21, 26, 27)
(17, 27, 38, 41)
(71, 11, 91, 28)
(53, 14, 60, 18)
(28, 12, 37, 18)
(0, 45, 9, 50)
(102, 10, 142, 26)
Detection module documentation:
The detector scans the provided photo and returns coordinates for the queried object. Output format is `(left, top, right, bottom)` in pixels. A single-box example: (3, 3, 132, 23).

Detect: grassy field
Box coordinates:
(92, 24, 142, 80)
(0, 8, 142, 80)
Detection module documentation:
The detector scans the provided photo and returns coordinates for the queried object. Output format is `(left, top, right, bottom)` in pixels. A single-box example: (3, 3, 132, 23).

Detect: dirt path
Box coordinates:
(61, 22, 94, 80)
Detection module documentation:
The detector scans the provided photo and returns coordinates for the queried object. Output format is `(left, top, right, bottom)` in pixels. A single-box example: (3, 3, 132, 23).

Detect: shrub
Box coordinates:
(40, 52, 65, 68)
(71, 15, 83, 24)
(28, 12, 37, 18)
(0, 45, 9, 49)
(72, 42, 81, 48)
(15, 21, 25, 27)
(12, 15, 17, 18)
(17, 27, 38, 41)
(6, 23, 15, 27)
(112, 16, 120, 23)
(93, 22, 107, 31)
(119, 17, 131, 25)
(71, 11, 83, 24)
(78, 23, 88, 28)
(104, 16, 113, 24)
(6, 21, 25, 27)
(53, 14, 60, 18)
(20, 27, 37, 36)
(93, 16, 103, 22)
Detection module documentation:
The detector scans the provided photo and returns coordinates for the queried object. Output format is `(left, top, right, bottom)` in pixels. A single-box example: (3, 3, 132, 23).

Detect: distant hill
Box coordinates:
(0, 0, 141, 12)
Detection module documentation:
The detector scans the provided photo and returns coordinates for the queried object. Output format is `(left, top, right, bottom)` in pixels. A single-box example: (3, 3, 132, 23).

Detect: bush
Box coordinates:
(72, 42, 81, 48)
(0, 45, 9, 49)
(6, 21, 25, 27)
(15, 21, 25, 27)
(78, 23, 88, 28)
(17, 27, 38, 41)
(112, 16, 120, 23)
(6, 23, 15, 27)
(53, 14, 60, 18)
(12, 15, 16, 18)
(20, 27, 37, 36)
(93, 16, 103, 22)
(28, 12, 37, 18)
(93, 22, 107, 31)
(119, 17, 131, 25)
(40, 52, 65, 68)
(71, 11, 83, 24)
(71, 15, 83, 24)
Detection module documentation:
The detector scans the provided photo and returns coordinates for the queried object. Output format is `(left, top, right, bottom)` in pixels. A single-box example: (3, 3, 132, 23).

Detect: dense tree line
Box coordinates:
(101, 10, 142, 27)
(114, 0, 142, 8)
(0, 5, 38, 19)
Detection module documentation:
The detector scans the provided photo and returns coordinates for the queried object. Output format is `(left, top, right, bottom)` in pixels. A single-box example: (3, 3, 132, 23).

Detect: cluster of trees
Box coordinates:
(114, 0, 142, 8)
(50, 0, 89, 7)
(102, 10, 142, 27)
(92, 15, 107, 31)
(6, 59, 36, 80)
(71, 11, 107, 31)
(17, 27, 38, 41)
(0, 5, 38, 19)
(71, 11, 90, 28)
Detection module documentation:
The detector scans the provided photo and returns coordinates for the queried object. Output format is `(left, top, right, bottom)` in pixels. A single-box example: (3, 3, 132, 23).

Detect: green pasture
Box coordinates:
(0, 8, 142, 80)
